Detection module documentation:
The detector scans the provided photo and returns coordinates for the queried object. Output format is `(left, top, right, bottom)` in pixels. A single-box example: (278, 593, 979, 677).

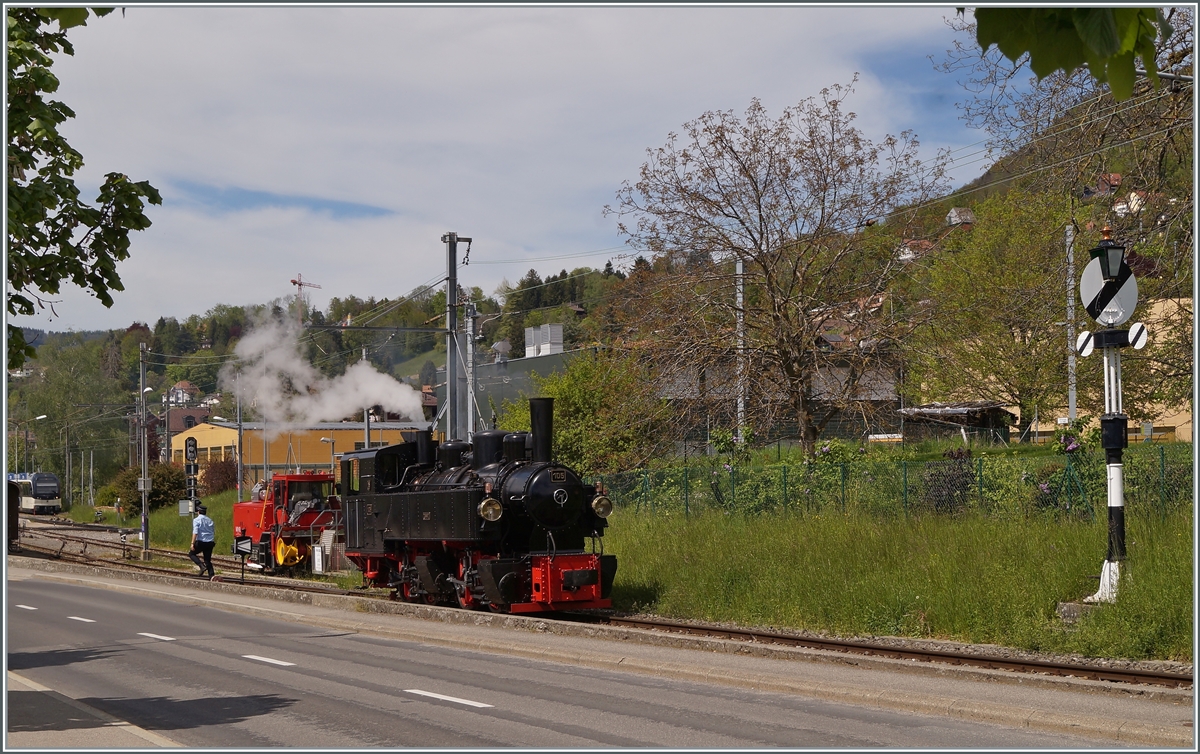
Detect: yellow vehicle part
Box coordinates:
(274, 537, 304, 567)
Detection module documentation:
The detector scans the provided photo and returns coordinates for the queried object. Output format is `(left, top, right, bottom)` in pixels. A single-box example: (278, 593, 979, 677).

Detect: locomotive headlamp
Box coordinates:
(478, 497, 503, 522)
(591, 495, 613, 518)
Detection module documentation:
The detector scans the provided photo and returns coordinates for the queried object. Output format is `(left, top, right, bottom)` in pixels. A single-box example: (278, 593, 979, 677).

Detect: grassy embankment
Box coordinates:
(66, 453, 1191, 661)
(604, 507, 1193, 662)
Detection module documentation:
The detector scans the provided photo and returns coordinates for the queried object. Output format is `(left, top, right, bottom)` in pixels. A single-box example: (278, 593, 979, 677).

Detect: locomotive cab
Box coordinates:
(232, 470, 339, 572)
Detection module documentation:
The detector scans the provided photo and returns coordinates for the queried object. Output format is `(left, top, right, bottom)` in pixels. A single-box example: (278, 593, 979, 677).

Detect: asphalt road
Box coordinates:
(6, 577, 1139, 748)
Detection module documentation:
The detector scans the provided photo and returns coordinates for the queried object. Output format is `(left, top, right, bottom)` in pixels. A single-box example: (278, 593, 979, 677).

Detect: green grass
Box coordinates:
(605, 507, 1193, 661)
(391, 349, 443, 380)
(66, 490, 239, 556)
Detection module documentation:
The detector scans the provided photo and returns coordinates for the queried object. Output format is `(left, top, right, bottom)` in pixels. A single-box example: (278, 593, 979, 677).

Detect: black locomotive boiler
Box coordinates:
(340, 398, 616, 612)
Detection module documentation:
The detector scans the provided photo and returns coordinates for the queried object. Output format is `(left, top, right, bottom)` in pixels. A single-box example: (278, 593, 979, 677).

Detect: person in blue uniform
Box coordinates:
(188, 504, 216, 578)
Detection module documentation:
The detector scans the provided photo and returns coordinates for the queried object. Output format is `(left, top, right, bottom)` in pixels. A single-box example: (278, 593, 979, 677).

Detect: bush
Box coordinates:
(94, 485, 117, 508)
(111, 462, 187, 516)
(201, 458, 240, 495)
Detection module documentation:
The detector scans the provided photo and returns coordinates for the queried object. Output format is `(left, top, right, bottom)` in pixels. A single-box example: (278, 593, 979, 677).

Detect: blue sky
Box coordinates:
(12, 4, 994, 334)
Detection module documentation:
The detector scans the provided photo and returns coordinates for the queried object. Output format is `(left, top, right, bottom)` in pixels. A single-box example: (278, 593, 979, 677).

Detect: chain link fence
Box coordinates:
(593, 444, 1193, 520)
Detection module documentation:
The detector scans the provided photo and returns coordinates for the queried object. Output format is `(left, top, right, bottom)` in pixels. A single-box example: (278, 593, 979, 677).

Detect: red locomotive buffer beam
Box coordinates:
(514, 553, 613, 612)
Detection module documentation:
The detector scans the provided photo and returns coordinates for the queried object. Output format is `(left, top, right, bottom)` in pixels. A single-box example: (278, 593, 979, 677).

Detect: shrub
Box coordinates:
(919, 448, 975, 514)
(201, 458, 240, 495)
(110, 462, 187, 516)
(94, 485, 117, 508)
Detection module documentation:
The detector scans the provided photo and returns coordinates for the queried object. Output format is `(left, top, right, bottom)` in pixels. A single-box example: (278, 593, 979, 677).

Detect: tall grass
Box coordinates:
(70, 490, 238, 556)
(605, 508, 1193, 661)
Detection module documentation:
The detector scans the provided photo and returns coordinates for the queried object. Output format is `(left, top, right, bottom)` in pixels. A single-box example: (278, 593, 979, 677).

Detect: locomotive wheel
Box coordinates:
(455, 587, 481, 610)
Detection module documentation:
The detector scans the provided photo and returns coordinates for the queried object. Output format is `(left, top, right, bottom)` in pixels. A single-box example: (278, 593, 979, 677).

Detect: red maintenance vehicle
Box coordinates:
(232, 470, 340, 574)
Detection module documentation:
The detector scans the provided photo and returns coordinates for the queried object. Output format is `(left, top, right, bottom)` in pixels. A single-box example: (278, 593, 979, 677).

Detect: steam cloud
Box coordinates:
(219, 314, 425, 438)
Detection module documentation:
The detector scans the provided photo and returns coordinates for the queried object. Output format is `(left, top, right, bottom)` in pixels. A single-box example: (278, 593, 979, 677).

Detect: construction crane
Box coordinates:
(290, 273, 322, 327)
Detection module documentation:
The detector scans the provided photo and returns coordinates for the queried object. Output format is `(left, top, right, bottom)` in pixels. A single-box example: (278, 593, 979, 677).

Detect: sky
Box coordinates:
(10, 3, 995, 336)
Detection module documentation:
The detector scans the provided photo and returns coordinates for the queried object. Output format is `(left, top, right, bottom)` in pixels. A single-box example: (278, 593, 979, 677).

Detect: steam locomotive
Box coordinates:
(340, 398, 616, 612)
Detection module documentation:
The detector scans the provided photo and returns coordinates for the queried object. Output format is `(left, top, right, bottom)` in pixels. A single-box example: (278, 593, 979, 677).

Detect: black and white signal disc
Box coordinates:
(1129, 322, 1148, 350)
(1080, 258, 1137, 326)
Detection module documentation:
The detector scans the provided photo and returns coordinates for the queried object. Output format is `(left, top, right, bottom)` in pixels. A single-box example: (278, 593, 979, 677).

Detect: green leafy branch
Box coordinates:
(965, 7, 1173, 101)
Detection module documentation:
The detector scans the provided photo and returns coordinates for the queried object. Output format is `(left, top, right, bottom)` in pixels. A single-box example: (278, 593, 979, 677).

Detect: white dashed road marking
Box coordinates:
(68, 616, 95, 623)
(243, 655, 295, 666)
(137, 633, 176, 641)
(14, 605, 37, 610)
(405, 689, 493, 708)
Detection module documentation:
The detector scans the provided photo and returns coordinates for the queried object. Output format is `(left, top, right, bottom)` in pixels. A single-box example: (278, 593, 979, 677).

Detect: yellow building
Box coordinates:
(169, 421, 430, 486)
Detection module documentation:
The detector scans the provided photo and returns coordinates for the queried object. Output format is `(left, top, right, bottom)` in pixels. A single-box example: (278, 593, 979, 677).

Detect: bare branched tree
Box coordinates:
(605, 82, 949, 454)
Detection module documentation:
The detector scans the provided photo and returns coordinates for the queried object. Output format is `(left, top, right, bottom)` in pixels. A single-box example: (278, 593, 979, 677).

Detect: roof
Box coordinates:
(899, 401, 1017, 419)
(205, 421, 430, 431)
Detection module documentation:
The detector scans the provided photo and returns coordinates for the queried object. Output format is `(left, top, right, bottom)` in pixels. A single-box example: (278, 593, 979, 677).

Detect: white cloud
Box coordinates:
(14, 5, 978, 334)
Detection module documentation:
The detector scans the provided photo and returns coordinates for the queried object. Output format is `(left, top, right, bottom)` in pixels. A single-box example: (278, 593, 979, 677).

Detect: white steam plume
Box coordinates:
(219, 314, 425, 439)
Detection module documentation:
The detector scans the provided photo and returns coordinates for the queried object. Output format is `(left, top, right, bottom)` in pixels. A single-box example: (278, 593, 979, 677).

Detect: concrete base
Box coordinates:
(1083, 560, 1120, 603)
(1055, 601, 1098, 624)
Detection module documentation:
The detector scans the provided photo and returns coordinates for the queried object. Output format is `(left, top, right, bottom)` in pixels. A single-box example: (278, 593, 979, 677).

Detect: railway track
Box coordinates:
(20, 524, 245, 569)
(15, 522, 1192, 690)
(588, 615, 1194, 689)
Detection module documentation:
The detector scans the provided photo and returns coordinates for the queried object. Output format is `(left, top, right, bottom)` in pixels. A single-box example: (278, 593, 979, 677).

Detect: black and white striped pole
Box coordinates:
(1076, 226, 1145, 604)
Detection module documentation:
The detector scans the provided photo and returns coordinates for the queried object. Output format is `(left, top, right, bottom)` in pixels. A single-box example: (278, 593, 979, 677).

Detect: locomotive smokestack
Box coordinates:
(529, 397, 553, 463)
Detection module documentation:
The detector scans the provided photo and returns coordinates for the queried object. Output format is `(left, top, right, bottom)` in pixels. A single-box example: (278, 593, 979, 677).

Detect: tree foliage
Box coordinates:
(111, 461, 186, 516)
(7, 7, 162, 370)
(907, 190, 1105, 432)
(6, 333, 129, 492)
(967, 7, 1174, 102)
(497, 349, 675, 476)
(605, 83, 948, 453)
(940, 8, 1193, 416)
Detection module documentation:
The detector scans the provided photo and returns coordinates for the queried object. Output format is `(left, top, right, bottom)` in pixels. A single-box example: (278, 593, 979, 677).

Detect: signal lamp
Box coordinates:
(478, 497, 503, 522)
(1089, 225, 1126, 283)
(591, 495, 613, 518)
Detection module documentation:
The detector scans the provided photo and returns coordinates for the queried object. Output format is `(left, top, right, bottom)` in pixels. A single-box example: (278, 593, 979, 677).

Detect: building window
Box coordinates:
(184, 416, 196, 429)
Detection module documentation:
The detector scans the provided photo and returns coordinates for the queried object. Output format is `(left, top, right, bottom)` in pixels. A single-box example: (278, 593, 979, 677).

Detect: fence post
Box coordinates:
(642, 469, 651, 514)
(1159, 444, 1166, 521)
(977, 456, 984, 509)
(684, 466, 690, 518)
(840, 463, 846, 514)
(902, 461, 909, 517)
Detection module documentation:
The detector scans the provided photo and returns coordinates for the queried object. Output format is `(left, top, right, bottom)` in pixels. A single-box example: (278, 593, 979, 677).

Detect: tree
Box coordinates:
(497, 349, 675, 476)
(939, 9, 1193, 417)
(111, 461, 185, 516)
(605, 83, 948, 454)
(906, 190, 1103, 434)
(967, 7, 1174, 101)
(419, 360, 437, 388)
(7, 7, 162, 370)
(6, 333, 130, 496)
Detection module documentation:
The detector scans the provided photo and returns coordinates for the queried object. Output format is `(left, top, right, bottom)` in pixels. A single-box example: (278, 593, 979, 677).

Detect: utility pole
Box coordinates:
(735, 256, 745, 443)
(236, 371, 243, 502)
(1066, 222, 1077, 421)
(466, 302, 478, 440)
(363, 346, 371, 448)
(163, 393, 171, 462)
(441, 232, 471, 440)
(139, 343, 150, 560)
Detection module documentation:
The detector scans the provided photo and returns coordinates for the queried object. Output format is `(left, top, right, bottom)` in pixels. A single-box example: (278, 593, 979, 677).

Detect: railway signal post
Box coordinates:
(1076, 226, 1142, 604)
